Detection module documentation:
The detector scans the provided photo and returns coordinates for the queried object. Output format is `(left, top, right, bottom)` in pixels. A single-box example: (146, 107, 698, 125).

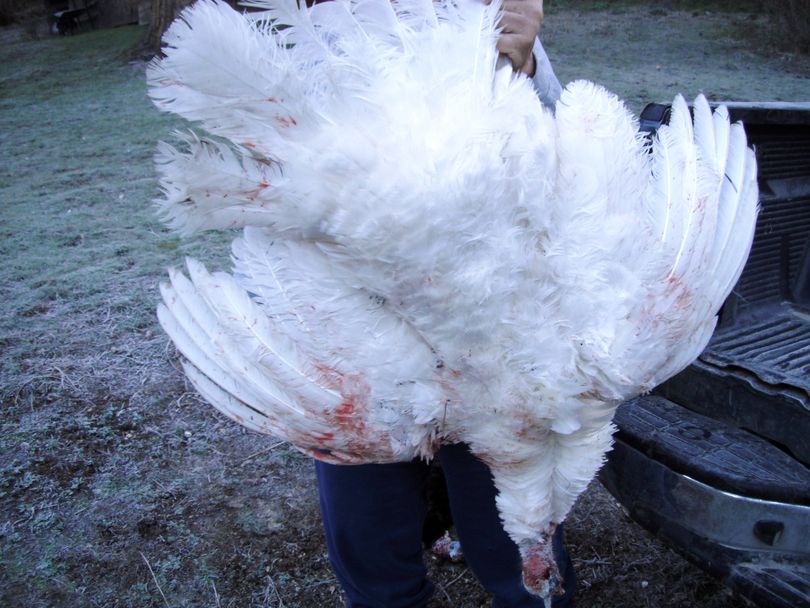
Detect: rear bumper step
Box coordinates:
(601, 396, 810, 608)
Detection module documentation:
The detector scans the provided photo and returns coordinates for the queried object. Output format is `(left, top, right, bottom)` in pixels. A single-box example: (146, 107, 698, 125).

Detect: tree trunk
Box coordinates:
(134, 0, 193, 59)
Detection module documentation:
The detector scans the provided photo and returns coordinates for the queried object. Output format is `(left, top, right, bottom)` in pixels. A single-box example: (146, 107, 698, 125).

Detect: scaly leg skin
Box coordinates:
(520, 526, 563, 600)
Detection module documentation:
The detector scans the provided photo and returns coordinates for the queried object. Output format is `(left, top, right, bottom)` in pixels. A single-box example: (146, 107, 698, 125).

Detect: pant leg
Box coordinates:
(437, 444, 576, 608)
(315, 459, 434, 608)
(551, 525, 576, 607)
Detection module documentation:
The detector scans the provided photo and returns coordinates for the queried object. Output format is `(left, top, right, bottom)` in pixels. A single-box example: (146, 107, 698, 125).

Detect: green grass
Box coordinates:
(0, 25, 230, 405)
(0, 25, 246, 607)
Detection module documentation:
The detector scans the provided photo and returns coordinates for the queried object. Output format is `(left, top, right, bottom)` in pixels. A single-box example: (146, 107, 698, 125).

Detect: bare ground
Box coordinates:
(1, 3, 809, 607)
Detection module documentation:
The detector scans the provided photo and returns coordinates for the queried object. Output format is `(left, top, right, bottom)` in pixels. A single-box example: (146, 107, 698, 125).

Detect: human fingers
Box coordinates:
(496, 0, 544, 73)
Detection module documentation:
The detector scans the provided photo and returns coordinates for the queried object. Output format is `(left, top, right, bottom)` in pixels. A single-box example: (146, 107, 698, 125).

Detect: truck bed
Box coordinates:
(602, 102, 810, 608)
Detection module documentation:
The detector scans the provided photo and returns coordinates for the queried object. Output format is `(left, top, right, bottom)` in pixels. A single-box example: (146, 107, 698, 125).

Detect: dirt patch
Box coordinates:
(1, 3, 807, 607)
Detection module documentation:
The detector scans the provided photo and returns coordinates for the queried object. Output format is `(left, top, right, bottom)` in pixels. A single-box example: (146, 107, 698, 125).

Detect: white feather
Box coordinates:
(149, 0, 759, 597)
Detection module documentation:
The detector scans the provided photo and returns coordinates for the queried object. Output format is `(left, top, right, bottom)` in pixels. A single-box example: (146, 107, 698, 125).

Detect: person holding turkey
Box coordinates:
(315, 2, 576, 606)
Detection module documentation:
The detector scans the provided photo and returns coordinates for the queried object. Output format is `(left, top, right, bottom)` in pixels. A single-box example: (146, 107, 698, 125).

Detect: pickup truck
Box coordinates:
(600, 102, 810, 608)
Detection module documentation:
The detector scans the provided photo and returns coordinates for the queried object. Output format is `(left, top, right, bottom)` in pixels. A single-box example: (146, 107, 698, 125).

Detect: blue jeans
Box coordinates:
(316, 443, 576, 607)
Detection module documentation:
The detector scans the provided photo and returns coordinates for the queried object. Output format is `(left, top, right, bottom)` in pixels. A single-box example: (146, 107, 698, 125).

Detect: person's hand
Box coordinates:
(485, 0, 544, 76)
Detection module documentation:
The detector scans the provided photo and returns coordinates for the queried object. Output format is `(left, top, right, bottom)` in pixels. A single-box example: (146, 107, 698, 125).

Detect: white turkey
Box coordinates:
(147, 0, 758, 598)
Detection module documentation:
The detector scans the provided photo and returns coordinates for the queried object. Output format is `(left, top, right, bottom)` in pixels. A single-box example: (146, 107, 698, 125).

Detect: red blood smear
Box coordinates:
(336, 401, 354, 418)
(522, 546, 552, 590)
